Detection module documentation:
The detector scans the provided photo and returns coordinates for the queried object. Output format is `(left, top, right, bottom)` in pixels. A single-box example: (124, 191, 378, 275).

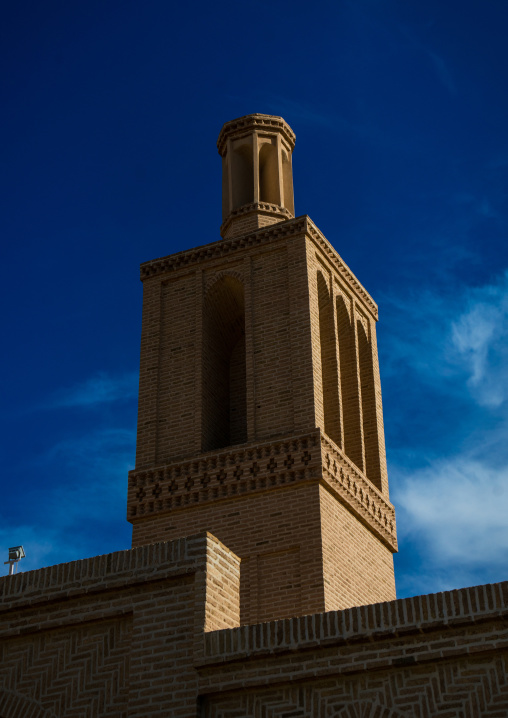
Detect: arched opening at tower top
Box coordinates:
(231, 142, 254, 210)
(259, 141, 279, 205)
(202, 275, 247, 452)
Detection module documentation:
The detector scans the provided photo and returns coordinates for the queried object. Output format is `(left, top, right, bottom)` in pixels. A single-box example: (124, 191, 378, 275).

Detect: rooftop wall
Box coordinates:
(2, 536, 507, 717)
(0, 534, 240, 718)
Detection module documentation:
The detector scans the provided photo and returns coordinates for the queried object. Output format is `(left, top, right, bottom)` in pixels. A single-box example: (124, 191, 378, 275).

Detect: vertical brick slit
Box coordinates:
(336, 294, 363, 471)
(317, 271, 341, 447)
(357, 320, 382, 489)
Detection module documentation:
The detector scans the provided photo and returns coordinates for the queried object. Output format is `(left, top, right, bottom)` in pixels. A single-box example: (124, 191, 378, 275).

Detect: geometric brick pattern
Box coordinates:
(3, 114, 506, 717)
(321, 432, 396, 548)
(0, 689, 57, 718)
(199, 581, 508, 717)
(128, 430, 396, 551)
(128, 431, 321, 521)
(0, 534, 241, 718)
(0, 618, 131, 718)
(204, 655, 508, 717)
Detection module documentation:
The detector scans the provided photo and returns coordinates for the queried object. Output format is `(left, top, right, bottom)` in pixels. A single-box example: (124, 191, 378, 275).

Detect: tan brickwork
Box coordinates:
(319, 484, 395, 610)
(0, 534, 240, 718)
(217, 114, 295, 239)
(2, 535, 507, 716)
(199, 580, 508, 717)
(132, 476, 326, 624)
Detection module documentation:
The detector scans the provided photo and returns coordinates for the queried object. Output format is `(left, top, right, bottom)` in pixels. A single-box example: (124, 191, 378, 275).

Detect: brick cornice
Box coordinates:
(220, 202, 293, 237)
(139, 217, 378, 319)
(217, 114, 296, 156)
(305, 218, 378, 319)
(139, 216, 308, 280)
(128, 430, 321, 522)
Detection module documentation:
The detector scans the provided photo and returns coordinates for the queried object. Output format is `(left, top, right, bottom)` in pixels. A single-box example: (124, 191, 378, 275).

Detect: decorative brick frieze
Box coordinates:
(133, 112, 395, 622)
(221, 202, 292, 222)
(220, 202, 293, 239)
(128, 430, 321, 520)
(320, 433, 397, 551)
(139, 216, 308, 279)
(6, 113, 507, 718)
(127, 428, 396, 552)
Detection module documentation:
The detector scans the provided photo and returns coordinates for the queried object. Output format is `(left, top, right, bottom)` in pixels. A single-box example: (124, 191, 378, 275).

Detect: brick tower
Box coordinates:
(127, 114, 397, 624)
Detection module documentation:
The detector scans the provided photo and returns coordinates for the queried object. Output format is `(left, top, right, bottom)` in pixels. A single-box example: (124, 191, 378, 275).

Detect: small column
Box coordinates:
(252, 132, 260, 204)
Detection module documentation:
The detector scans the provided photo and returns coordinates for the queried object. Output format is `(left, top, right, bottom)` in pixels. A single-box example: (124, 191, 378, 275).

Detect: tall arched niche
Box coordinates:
(202, 275, 247, 452)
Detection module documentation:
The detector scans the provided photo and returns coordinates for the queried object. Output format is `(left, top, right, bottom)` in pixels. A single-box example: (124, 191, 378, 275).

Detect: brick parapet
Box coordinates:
(198, 581, 508, 689)
(0, 538, 195, 613)
(0, 533, 240, 638)
(0, 533, 241, 717)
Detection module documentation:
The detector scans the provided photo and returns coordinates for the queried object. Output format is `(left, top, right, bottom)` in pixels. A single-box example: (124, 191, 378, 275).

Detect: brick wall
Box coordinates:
(305, 230, 388, 495)
(319, 483, 396, 610)
(132, 470, 326, 624)
(199, 580, 508, 717)
(2, 535, 506, 716)
(0, 534, 240, 718)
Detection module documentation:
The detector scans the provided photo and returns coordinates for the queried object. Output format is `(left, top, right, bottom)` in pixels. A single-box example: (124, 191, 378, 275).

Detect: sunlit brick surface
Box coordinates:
(131, 210, 396, 620)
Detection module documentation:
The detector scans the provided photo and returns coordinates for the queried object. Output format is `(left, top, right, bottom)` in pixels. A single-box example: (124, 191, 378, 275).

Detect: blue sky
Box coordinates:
(2, 0, 507, 599)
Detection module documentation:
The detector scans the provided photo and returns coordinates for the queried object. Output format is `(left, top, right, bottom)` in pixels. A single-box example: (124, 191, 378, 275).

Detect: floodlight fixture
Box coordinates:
(4, 545, 25, 575)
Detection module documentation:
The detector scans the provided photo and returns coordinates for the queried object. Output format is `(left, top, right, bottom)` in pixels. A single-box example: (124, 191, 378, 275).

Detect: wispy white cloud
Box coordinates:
(449, 271, 508, 407)
(395, 456, 508, 563)
(385, 270, 508, 596)
(266, 97, 340, 130)
(395, 22, 457, 95)
(42, 427, 136, 524)
(452, 192, 502, 220)
(381, 269, 508, 403)
(223, 94, 342, 132)
(48, 371, 138, 409)
(224, 93, 411, 154)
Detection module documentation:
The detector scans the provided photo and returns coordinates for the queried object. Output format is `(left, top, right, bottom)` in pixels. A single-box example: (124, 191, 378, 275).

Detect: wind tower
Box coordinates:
(127, 113, 397, 625)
